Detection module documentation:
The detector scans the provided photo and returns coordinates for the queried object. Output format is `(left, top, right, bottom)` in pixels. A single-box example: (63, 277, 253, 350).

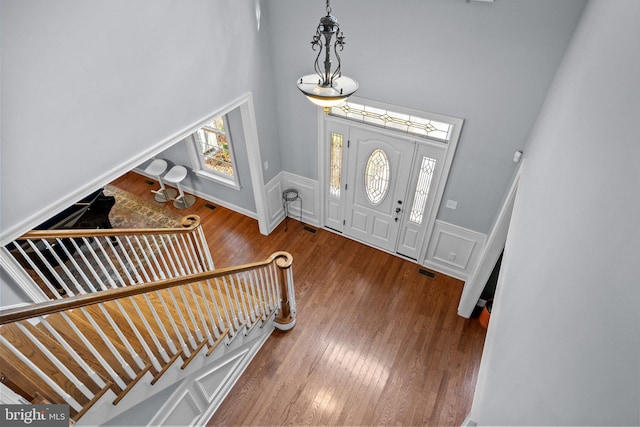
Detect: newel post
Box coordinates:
(274, 252, 296, 331)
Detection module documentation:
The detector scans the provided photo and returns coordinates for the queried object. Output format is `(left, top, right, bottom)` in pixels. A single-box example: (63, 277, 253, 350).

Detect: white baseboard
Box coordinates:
(182, 184, 257, 220)
(461, 412, 478, 426)
(134, 169, 258, 220)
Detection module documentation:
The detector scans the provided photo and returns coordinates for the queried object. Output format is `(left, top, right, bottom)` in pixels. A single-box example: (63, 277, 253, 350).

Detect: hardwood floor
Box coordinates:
(110, 171, 487, 426)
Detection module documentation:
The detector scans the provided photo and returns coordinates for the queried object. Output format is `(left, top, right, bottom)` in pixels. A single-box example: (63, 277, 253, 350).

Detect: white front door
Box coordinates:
(343, 127, 415, 252)
(324, 120, 448, 260)
(322, 100, 462, 263)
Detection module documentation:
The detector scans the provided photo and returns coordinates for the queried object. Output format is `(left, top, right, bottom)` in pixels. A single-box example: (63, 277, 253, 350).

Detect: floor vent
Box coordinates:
(418, 268, 436, 279)
(303, 225, 317, 234)
(204, 203, 217, 210)
(144, 179, 155, 185)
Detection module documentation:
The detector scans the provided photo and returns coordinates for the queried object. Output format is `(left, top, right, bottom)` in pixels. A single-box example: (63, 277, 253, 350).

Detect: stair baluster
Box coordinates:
(2, 216, 295, 423)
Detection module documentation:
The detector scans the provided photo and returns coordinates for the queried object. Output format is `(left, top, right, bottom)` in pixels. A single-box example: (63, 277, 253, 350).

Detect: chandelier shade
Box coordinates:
(296, 0, 358, 112)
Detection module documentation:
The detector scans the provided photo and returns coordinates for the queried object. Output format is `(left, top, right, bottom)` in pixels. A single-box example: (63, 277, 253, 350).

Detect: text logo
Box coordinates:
(1, 405, 68, 427)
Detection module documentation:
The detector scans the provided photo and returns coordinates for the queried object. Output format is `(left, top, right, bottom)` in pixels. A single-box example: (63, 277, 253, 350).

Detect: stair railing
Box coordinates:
(5, 215, 214, 300)
(0, 251, 296, 422)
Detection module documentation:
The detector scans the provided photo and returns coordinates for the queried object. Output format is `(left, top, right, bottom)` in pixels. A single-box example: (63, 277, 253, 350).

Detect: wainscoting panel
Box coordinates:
(265, 175, 285, 233)
(145, 321, 276, 427)
(424, 220, 487, 281)
(194, 349, 250, 403)
(155, 389, 202, 427)
(280, 172, 320, 227)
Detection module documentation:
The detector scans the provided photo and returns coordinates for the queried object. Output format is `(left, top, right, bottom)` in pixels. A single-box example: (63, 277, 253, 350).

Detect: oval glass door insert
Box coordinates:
(364, 149, 390, 205)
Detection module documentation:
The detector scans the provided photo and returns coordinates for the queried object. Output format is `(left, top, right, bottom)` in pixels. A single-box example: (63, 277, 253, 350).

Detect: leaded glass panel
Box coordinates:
(329, 102, 453, 142)
(364, 149, 390, 205)
(329, 133, 343, 198)
(409, 156, 437, 224)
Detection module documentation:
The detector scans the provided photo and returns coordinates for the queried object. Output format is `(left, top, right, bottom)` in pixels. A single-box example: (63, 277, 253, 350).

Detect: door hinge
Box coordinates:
(345, 183, 348, 190)
(343, 220, 346, 225)
(347, 140, 350, 148)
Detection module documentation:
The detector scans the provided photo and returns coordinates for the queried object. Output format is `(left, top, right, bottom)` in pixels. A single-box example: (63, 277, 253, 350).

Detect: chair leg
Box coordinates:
(151, 177, 176, 202)
(172, 185, 195, 209)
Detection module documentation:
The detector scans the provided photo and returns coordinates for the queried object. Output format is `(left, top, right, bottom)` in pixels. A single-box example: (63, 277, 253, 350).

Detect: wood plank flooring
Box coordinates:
(109, 171, 486, 426)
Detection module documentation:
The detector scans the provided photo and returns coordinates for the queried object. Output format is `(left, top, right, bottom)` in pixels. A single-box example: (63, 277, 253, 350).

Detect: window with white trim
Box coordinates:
(187, 114, 240, 189)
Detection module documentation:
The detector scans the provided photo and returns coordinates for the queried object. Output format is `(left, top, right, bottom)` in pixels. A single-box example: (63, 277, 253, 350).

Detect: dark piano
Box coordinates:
(34, 188, 115, 231)
(7, 188, 116, 296)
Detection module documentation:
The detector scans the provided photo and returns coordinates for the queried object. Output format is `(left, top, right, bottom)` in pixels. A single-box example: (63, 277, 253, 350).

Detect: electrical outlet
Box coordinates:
(446, 199, 458, 210)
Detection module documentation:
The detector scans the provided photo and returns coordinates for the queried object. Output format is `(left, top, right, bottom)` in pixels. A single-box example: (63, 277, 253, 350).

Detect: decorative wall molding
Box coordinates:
(264, 172, 320, 233)
(155, 389, 202, 427)
(424, 220, 487, 281)
(266, 171, 487, 283)
(265, 174, 285, 233)
(150, 327, 273, 427)
(87, 318, 276, 426)
(279, 172, 320, 227)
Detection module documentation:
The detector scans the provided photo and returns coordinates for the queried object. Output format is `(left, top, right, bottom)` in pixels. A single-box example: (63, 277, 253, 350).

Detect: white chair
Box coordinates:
(164, 165, 196, 209)
(144, 159, 176, 202)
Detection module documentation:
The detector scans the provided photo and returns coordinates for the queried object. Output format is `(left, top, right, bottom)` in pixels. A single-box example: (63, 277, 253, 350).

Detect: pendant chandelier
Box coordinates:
(296, 0, 359, 113)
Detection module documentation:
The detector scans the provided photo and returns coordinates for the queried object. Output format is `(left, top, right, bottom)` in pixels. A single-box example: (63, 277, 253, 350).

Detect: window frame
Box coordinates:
(186, 114, 241, 190)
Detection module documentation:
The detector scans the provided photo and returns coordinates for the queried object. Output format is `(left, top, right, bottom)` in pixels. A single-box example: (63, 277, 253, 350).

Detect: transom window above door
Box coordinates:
(329, 102, 453, 142)
(187, 114, 240, 189)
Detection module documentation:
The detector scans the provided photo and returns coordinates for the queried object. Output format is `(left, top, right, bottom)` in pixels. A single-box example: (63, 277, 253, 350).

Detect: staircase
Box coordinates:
(0, 216, 296, 425)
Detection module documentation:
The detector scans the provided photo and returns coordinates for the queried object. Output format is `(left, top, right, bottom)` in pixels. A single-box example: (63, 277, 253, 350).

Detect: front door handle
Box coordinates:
(394, 207, 402, 222)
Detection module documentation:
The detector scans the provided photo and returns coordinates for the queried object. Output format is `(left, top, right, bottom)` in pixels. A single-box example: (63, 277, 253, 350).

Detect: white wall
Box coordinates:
(0, 0, 279, 242)
(266, 0, 586, 234)
(471, 0, 640, 424)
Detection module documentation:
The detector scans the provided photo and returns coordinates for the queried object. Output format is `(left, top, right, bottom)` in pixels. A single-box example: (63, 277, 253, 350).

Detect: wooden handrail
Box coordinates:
(16, 215, 201, 239)
(0, 251, 293, 325)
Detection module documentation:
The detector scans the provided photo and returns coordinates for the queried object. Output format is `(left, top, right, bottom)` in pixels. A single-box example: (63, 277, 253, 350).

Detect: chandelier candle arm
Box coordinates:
(297, 0, 358, 113)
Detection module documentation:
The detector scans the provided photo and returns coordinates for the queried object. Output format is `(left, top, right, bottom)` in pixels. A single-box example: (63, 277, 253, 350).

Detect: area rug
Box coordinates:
(103, 184, 182, 229)
(12, 185, 184, 298)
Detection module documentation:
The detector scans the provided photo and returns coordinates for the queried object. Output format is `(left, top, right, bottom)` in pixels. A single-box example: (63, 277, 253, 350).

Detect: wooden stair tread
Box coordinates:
(36, 312, 133, 394)
(0, 323, 96, 406)
(0, 348, 69, 409)
(83, 301, 163, 375)
(59, 309, 145, 376)
(3, 235, 287, 424)
(139, 290, 203, 353)
(115, 295, 184, 358)
(9, 321, 108, 396)
(0, 332, 114, 421)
